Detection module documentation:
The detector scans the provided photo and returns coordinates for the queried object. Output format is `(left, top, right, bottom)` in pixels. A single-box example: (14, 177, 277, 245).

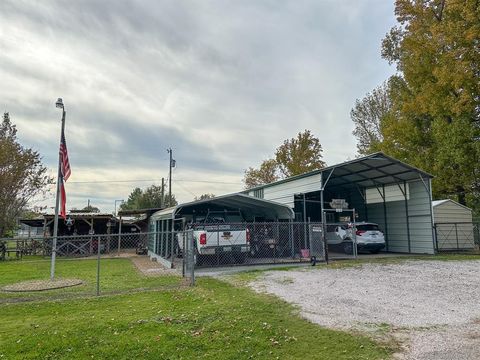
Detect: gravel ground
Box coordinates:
(250, 260, 480, 360)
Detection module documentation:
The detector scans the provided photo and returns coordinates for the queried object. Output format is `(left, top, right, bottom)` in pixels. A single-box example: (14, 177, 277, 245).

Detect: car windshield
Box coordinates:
(357, 224, 380, 231)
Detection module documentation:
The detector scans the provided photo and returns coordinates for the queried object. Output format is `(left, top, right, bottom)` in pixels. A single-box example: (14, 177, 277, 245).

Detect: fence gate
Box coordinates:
(182, 229, 195, 285)
(308, 223, 326, 261)
(435, 222, 479, 252)
(323, 209, 358, 260)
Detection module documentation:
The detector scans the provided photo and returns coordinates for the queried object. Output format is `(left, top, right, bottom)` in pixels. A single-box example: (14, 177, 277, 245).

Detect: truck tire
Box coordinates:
(343, 241, 353, 255)
(194, 251, 203, 266)
(235, 253, 246, 264)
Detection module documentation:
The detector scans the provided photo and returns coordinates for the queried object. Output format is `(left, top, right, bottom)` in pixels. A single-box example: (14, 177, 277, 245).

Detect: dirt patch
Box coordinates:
(2, 278, 83, 292)
(251, 260, 480, 360)
(131, 256, 177, 276)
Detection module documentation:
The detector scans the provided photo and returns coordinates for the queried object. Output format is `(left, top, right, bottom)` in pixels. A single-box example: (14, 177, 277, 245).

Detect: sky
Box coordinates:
(0, 0, 397, 213)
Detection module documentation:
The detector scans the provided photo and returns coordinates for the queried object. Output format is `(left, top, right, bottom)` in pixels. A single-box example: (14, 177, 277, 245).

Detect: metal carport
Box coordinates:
(147, 194, 295, 267)
(246, 152, 436, 254)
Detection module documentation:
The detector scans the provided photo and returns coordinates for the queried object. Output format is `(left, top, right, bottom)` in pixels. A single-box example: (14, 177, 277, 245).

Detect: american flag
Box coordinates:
(60, 129, 71, 181)
(59, 126, 71, 219)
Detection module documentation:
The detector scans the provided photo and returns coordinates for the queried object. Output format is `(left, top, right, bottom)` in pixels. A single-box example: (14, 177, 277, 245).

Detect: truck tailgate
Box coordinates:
(204, 225, 247, 247)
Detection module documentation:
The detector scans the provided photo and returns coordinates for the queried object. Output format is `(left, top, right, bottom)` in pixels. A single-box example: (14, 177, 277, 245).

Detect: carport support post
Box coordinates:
(320, 174, 328, 264)
(382, 185, 389, 252)
(160, 220, 164, 256)
(117, 215, 122, 256)
(419, 176, 436, 254)
(401, 181, 411, 253)
(303, 193, 307, 249)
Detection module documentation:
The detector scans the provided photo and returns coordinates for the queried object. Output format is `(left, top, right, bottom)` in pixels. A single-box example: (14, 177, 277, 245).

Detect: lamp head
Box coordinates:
(56, 98, 64, 109)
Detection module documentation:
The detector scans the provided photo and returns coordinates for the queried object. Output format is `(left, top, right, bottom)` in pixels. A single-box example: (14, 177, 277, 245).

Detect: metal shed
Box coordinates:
(245, 152, 436, 254)
(433, 199, 475, 251)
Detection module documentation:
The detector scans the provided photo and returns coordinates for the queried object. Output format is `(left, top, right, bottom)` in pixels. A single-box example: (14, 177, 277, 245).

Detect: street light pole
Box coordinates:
(50, 98, 66, 280)
(114, 199, 124, 216)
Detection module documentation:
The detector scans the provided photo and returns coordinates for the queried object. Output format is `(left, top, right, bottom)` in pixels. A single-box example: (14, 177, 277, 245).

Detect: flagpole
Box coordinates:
(50, 98, 66, 280)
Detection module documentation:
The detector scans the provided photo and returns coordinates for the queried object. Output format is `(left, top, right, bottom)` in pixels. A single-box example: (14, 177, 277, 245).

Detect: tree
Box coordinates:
(275, 130, 326, 177)
(194, 193, 215, 201)
(243, 159, 280, 189)
(81, 205, 100, 213)
(0, 113, 51, 237)
(351, 80, 393, 155)
(352, 0, 480, 205)
(120, 185, 177, 210)
(243, 130, 326, 189)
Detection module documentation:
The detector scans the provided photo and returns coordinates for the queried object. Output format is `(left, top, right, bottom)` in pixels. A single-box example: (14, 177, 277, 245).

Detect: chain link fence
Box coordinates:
(166, 222, 328, 269)
(434, 222, 480, 253)
(0, 232, 184, 303)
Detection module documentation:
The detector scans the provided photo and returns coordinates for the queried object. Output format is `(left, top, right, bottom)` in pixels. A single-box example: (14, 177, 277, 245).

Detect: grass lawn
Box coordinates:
(0, 257, 393, 359)
(0, 258, 181, 301)
(0, 276, 392, 360)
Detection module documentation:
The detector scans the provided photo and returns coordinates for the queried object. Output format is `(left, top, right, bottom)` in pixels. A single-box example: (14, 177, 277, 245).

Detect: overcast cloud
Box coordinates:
(0, 0, 396, 212)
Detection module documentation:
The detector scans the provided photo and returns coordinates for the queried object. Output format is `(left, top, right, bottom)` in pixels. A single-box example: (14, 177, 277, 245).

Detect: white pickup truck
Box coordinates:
(178, 212, 250, 266)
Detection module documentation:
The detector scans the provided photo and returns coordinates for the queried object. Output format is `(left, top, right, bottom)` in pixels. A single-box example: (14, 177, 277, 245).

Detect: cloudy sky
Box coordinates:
(1, 0, 396, 213)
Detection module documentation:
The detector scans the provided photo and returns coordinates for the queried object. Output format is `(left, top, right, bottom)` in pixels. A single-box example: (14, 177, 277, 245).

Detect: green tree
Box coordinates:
(275, 130, 326, 177)
(120, 185, 177, 210)
(352, 0, 480, 205)
(0, 113, 51, 237)
(81, 205, 100, 213)
(351, 80, 392, 155)
(243, 159, 280, 189)
(243, 130, 326, 189)
(194, 193, 215, 201)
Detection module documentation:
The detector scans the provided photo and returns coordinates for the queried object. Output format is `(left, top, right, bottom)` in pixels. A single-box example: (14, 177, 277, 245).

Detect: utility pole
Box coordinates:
(167, 148, 173, 207)
(161, 177, 165, 208)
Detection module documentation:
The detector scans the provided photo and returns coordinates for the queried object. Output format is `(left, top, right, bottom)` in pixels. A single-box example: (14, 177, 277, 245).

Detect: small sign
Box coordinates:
(330, 198, 348, 210)
(65, 217, 75, 226)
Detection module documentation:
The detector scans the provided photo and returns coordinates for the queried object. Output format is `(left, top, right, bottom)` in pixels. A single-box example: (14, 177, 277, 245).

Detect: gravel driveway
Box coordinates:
(250, 260, 480, 360)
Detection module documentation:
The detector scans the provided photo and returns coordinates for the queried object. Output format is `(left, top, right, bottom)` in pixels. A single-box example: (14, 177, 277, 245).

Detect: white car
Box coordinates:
(326, 222, 385, 254)
(354, 223, 385, 254)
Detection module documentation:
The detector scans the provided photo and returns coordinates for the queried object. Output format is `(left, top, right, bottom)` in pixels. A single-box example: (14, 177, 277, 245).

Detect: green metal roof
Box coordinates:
(244, 152, 433, 192)
(151, 193, 294, 220)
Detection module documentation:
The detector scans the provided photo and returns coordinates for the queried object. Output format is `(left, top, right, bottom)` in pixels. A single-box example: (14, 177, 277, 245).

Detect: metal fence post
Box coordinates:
(96, 235, 101, 296)
(190, 230, 195, 286)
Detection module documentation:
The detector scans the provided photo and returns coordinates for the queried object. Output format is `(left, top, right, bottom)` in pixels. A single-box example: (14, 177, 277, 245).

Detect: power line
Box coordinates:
(67, 178, 241, 185)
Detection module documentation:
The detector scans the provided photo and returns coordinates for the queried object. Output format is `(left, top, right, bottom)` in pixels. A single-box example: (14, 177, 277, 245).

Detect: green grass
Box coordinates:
(0, 258, 181, 301)
(0, 277, 391, 359)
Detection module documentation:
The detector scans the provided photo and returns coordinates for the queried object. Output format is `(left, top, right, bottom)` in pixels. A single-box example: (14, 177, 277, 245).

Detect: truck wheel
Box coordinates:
(194, 251, 203, 266)
(235, 253, 246, 264)
(343, 241, 353, 255)
(249, 244, 259, 258)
